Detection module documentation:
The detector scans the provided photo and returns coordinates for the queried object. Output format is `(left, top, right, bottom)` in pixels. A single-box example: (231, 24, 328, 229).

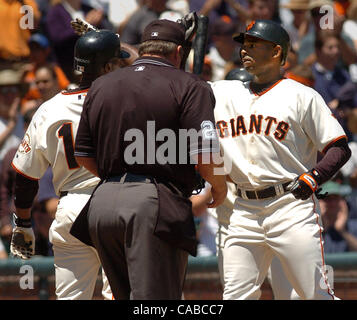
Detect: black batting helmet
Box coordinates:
(225, 67, 253, 82)
(233, 20, 290, 66)
(74, 29, 130, 75)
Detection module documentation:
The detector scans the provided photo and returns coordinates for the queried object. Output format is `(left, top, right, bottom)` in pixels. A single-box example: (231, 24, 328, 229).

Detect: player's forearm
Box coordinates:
(14, 173, 39, 217)
(195, 154, 226, 190)
(314, 139, 351, 185)
(190, 189, 212, 216)
(195, 153, 227, 207)
(75, 156, 99, 177)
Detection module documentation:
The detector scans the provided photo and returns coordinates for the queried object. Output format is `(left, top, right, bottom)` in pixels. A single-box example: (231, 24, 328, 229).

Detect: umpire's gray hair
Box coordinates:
(138, 40, 179, 58)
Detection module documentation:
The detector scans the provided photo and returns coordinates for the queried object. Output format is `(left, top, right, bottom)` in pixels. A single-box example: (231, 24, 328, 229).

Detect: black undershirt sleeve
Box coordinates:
(314, 138, 351, 185)
(14, 173, 39, 209)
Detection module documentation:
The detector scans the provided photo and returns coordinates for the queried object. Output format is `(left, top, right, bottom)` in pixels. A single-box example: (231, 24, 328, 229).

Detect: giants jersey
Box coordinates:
(210, 78, 347, 189)
(12, 89, 99, 195)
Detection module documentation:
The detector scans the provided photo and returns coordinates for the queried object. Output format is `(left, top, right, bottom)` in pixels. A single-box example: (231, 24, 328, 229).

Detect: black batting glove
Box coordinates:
(288, 169, 321, 200)
(177, 11, 198, 42)
(177, 12, 198, 70)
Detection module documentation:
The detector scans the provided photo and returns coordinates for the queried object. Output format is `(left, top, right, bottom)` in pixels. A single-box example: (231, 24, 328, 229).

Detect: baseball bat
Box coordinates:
(193, 15, 209, 75)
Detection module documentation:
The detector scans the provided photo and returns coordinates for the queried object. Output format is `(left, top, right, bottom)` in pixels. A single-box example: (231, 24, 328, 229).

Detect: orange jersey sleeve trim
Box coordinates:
(61, 89, 89, 95)
(322, 135, 348, 154)
(11, 162, 39, 181)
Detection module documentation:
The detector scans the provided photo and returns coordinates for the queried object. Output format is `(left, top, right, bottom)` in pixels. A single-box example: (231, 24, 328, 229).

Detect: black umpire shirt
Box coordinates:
(74, 56, 219, 195)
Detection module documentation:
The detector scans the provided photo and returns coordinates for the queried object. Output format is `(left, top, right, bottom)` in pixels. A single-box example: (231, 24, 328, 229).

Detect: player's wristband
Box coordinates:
(13, 213, 32, 228)
(299, 172, 318, 192)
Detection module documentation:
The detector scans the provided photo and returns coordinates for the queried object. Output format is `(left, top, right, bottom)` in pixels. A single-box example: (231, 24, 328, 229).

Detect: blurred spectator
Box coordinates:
(340, 107, 357, 219)
(190, 183, 218, 257)
(0, 0, 41, 63)
(280, 0, 312, 52)
(106, 0, 140, 34)
(21, 33, 69, 108)
(0, 107, 57, 256)
(167, 0, 189, 15)
(120, 0, 169, 45)
(218, 0, 280, 25)
(285, 63, 315, 87)
(159, 0, 189, 21)
(0, 235, 7, 259)
(190, 0, 248, 31)
(312, 29, 357, 112)
(298, 0, 357, 66)
(0, 69, 27, 166)
(45, 0, 113, 82)
(207, 15, 240, 80)
(343, 0, 357, 51)
(247, 0, 279, 22)
(196, 211, 218, 256)
(190, 56, 213, 81)
(35, 0, 53, 35)
(319, 181, 357, 253)
(334, 0, 352, 17)
(34, 65, 61, 102)
(283, 47, 299, 73)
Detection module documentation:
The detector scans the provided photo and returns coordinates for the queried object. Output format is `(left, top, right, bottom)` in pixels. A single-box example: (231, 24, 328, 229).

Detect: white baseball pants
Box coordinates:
(223, 193, 336, 300)
(49, 190, 112, 300)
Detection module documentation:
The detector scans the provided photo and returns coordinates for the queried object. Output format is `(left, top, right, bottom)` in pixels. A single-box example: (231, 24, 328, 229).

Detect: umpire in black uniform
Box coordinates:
(71, 17, 227, 300)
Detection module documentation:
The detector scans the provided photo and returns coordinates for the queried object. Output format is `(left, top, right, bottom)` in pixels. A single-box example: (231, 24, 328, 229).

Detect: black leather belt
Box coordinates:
(105, 173, 154, 184)
(237, 182, 291, 200)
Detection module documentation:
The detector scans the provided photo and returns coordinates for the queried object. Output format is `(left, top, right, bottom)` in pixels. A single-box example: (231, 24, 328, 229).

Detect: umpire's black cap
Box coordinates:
(141, 19, 186, 45)
(233, 20, 291, 65)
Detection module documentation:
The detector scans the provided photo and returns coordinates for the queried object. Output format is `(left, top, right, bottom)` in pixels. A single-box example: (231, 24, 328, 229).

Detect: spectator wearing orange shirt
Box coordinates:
(21, 33, 69, 113)
(0, 0, 41, 63)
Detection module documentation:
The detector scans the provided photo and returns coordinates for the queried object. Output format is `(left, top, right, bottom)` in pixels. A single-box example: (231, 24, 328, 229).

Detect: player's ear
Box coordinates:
(104, 62, 113, 74)
(272, 45, 283, 61)
(176, 45, 184, 60)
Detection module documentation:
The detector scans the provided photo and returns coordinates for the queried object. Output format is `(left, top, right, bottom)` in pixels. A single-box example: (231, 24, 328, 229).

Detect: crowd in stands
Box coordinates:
(1, 0, 357, 259)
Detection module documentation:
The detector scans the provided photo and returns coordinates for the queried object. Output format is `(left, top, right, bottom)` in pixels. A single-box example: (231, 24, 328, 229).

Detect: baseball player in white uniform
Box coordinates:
(210, 20, 351, 299)
(10, 29, 136, 299)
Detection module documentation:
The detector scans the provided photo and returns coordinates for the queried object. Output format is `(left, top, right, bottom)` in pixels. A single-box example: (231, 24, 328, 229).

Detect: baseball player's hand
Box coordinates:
(71, 18, 97, 36)
(10, 214, 35, 259)
(208, 183, 227, 208)
(177, 11, 198, 42)
(288, 171, 319, 200)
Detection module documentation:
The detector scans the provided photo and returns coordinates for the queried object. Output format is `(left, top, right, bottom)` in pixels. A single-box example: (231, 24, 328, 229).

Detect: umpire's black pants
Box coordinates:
(87, 174, 188, 300)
